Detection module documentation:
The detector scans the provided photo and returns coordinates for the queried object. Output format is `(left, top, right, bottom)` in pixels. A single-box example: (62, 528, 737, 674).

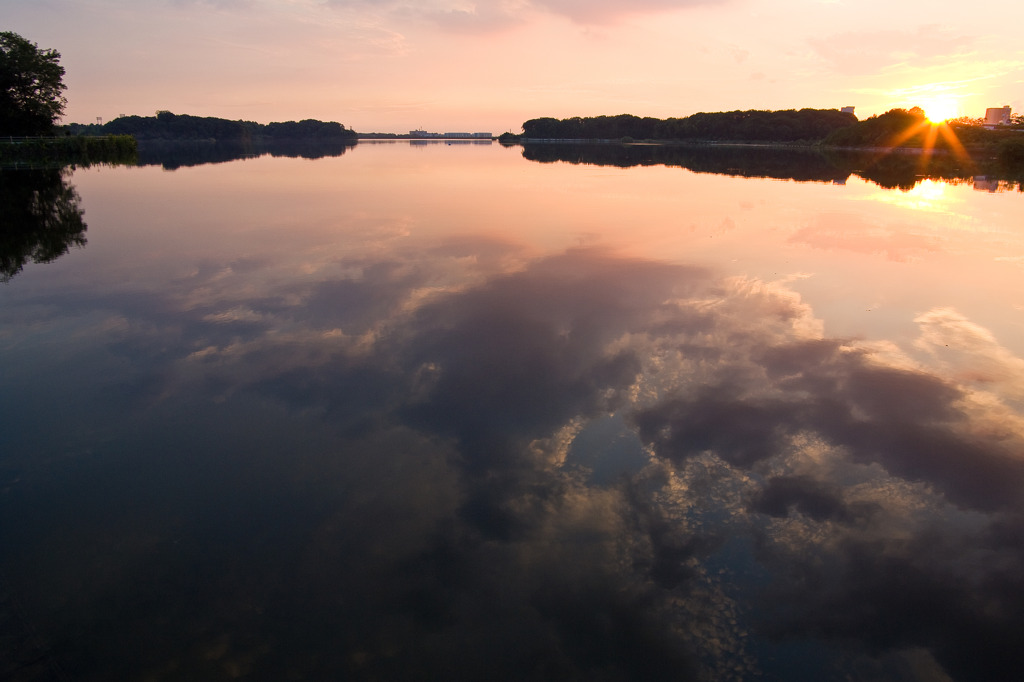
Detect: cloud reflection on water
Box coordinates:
(3, 237, 1024, 680)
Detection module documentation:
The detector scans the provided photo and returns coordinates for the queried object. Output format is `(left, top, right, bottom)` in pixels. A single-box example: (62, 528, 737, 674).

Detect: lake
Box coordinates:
(2, 141, 1023, 681)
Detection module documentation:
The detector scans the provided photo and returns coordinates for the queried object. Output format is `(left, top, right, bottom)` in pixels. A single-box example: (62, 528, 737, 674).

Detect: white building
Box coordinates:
(984, 106, 1012, 128)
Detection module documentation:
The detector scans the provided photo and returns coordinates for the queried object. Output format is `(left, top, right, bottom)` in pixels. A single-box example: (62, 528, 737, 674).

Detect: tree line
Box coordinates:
(822, 107, 939, 147)
(67, 111, 358, 142)
(520, 109, 858, 143)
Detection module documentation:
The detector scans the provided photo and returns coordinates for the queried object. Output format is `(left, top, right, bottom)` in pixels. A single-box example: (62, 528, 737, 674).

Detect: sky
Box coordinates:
(8, 0, 1024, 133)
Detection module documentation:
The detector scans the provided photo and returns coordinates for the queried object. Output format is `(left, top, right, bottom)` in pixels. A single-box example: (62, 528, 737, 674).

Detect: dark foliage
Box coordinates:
(521, 109, 857, 143)
(997, 139, 1024, 167)
(823, 108, 935, 147)
(96, 111, 357, 143)
(0, 32, 66, 135)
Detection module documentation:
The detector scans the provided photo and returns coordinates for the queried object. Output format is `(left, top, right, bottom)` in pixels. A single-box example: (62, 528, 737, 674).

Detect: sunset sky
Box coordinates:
(8, 0, 1024, 133)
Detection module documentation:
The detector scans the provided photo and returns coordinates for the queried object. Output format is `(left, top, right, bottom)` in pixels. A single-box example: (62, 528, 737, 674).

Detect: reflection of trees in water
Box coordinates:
(136, 139, 357, 170)
(0, 168, 86, 283)
(521, 143, 1023, 191)
(820, 148, 976, 190)
(523, 143, 852, 183)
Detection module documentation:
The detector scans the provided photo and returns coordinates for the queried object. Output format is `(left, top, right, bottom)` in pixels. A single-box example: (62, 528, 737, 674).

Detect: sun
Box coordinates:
(920, 97, 960, 123)
(884, 96, 972, 170)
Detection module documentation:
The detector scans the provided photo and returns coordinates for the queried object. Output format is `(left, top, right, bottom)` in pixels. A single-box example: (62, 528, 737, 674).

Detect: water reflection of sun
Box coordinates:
(904, 178, 953, 212)
(868, 178, 964, 216)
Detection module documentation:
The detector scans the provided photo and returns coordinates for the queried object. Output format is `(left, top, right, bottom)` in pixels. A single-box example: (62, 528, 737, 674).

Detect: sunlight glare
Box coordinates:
(921, 97, 960, 123)
(867, 178, 962, 216)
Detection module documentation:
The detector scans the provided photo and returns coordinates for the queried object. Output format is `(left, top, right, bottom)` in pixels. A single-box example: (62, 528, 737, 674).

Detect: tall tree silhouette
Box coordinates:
(0, 31, 67, 135)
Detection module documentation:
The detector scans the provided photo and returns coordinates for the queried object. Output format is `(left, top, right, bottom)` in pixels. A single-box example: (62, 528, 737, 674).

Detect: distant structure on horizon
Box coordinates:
(984, 106, 1012, 128)
(410, 130, 492, 139)
(973, 176, 1001, 192)
(840, 106, 855, 115)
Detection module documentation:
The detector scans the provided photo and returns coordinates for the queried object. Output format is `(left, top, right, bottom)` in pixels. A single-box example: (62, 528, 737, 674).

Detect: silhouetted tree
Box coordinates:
(823, 108, 931, 147)
(0, 32, 67, 135)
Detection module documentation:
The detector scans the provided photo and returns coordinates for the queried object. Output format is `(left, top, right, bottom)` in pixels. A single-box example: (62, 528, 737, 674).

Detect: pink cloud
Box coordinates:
(327, 0, 729, 30)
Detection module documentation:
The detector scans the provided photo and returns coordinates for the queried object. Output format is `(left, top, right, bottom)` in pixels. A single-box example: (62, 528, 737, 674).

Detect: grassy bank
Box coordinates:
(0, 135, 138, 166)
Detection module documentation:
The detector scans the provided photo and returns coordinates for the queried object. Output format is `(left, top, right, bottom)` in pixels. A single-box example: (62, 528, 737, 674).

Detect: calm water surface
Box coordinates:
(2, 142, 1024, 681)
